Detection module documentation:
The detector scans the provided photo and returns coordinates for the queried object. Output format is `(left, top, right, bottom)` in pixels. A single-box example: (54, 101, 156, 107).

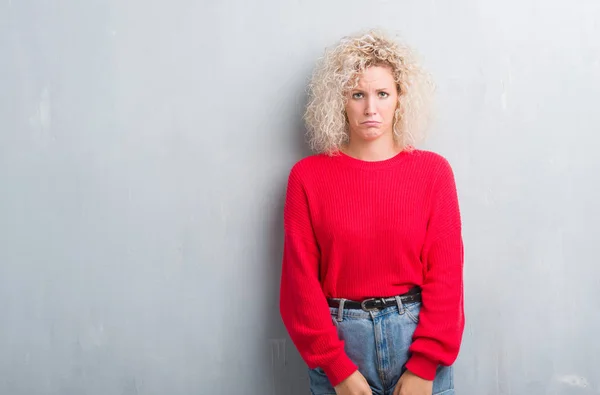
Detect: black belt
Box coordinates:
(327, 288, 421, 312)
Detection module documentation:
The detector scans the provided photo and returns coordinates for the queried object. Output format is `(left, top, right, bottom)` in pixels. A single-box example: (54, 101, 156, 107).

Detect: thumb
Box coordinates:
(393, 382, 401, 395)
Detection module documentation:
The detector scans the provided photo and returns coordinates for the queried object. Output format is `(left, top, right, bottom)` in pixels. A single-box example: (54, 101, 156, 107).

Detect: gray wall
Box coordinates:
(2, 1, 600, 394)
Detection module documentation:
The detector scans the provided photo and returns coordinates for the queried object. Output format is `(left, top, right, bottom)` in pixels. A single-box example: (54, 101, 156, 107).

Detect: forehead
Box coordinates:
(353, 65, 395, 87)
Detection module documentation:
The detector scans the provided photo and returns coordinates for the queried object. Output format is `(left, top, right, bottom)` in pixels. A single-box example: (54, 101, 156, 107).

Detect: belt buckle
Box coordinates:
(360, 298, 386, 312)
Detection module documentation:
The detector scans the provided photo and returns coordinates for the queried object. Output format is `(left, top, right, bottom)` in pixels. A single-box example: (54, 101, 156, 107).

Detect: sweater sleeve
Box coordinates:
(405, 158, 465, 380)
(279, 166, 358, 387)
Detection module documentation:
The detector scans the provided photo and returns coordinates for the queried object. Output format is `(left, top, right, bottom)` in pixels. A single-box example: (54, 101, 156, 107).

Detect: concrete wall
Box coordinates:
(2, 1, 600, 393)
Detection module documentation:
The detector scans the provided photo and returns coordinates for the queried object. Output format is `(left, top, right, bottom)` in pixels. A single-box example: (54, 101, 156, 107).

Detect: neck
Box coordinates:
(342, 135, 401, 162)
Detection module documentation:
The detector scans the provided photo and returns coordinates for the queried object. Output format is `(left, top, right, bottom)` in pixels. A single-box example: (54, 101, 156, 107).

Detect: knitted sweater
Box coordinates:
(279, 149, 465, 386)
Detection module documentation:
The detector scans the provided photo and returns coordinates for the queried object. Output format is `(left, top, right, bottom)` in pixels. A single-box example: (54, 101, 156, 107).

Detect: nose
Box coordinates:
(364, 97, 377, 116)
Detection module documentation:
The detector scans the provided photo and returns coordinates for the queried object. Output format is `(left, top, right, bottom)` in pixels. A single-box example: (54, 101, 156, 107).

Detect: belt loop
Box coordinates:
(336, 299, 346, 322)
(395, 295, 404, 315)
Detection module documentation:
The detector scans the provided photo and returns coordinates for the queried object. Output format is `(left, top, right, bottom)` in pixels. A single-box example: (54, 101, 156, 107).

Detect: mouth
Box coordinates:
(361, 121, 381, 126)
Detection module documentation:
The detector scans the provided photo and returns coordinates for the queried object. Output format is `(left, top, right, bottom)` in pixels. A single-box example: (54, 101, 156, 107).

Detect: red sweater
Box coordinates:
(279, 149, 464, 386)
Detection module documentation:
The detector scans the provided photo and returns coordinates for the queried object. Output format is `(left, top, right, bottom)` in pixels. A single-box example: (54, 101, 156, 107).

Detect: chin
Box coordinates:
(358, 131, 386, 141)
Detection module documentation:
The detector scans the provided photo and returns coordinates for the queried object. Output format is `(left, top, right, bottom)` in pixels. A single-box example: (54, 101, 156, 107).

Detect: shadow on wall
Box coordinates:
(263, 79, 314, 395)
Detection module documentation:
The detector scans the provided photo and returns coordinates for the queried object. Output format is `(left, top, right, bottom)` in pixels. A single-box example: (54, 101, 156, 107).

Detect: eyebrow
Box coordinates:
(351, 88, 391, 92)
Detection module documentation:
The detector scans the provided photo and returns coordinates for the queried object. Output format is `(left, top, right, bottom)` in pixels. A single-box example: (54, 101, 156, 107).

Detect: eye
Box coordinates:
(352, 92, 364, 99)
(378, 92, 389, 98)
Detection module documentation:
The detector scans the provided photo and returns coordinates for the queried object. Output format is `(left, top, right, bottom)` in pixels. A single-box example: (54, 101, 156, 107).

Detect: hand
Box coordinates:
(393, 370, 433, 395)
(334, 370, 373, 395)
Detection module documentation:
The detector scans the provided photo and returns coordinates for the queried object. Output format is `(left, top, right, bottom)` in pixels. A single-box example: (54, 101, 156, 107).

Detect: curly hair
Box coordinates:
(304, 29, 435, 155)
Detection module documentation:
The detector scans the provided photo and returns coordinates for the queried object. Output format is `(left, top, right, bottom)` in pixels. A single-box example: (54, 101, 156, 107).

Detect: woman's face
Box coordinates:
(344, 65, 399, 143)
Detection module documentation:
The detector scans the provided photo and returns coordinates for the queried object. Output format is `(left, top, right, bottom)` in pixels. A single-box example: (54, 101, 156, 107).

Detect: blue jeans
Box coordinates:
(308, 300, 454, 395)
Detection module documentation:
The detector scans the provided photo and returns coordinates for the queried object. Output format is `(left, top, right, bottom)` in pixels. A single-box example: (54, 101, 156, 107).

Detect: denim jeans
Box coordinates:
(308, 300, 454, 395)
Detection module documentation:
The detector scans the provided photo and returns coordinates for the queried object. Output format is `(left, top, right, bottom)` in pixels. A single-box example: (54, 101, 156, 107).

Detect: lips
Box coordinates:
(361, 121, 381, 126)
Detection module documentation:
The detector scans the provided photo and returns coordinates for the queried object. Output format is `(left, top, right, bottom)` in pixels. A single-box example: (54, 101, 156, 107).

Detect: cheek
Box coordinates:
(380, 101, 397, 118)
(345, 104, 360, 123)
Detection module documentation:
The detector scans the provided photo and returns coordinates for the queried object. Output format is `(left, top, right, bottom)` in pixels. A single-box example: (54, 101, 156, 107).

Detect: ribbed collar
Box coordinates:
(332, 149, 412, 170)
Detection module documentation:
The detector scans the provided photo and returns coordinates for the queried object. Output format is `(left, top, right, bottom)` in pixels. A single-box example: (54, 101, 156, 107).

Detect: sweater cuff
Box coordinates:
(405, 353, 438, 381)
(322, 353, 358, 387)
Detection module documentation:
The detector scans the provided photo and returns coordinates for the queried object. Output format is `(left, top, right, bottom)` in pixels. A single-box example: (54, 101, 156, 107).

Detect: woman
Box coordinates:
(280, 29, 464, 395)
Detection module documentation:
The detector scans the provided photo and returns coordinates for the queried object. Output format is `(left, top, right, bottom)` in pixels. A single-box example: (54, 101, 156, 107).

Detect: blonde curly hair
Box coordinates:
(304, 29, 435, 155)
